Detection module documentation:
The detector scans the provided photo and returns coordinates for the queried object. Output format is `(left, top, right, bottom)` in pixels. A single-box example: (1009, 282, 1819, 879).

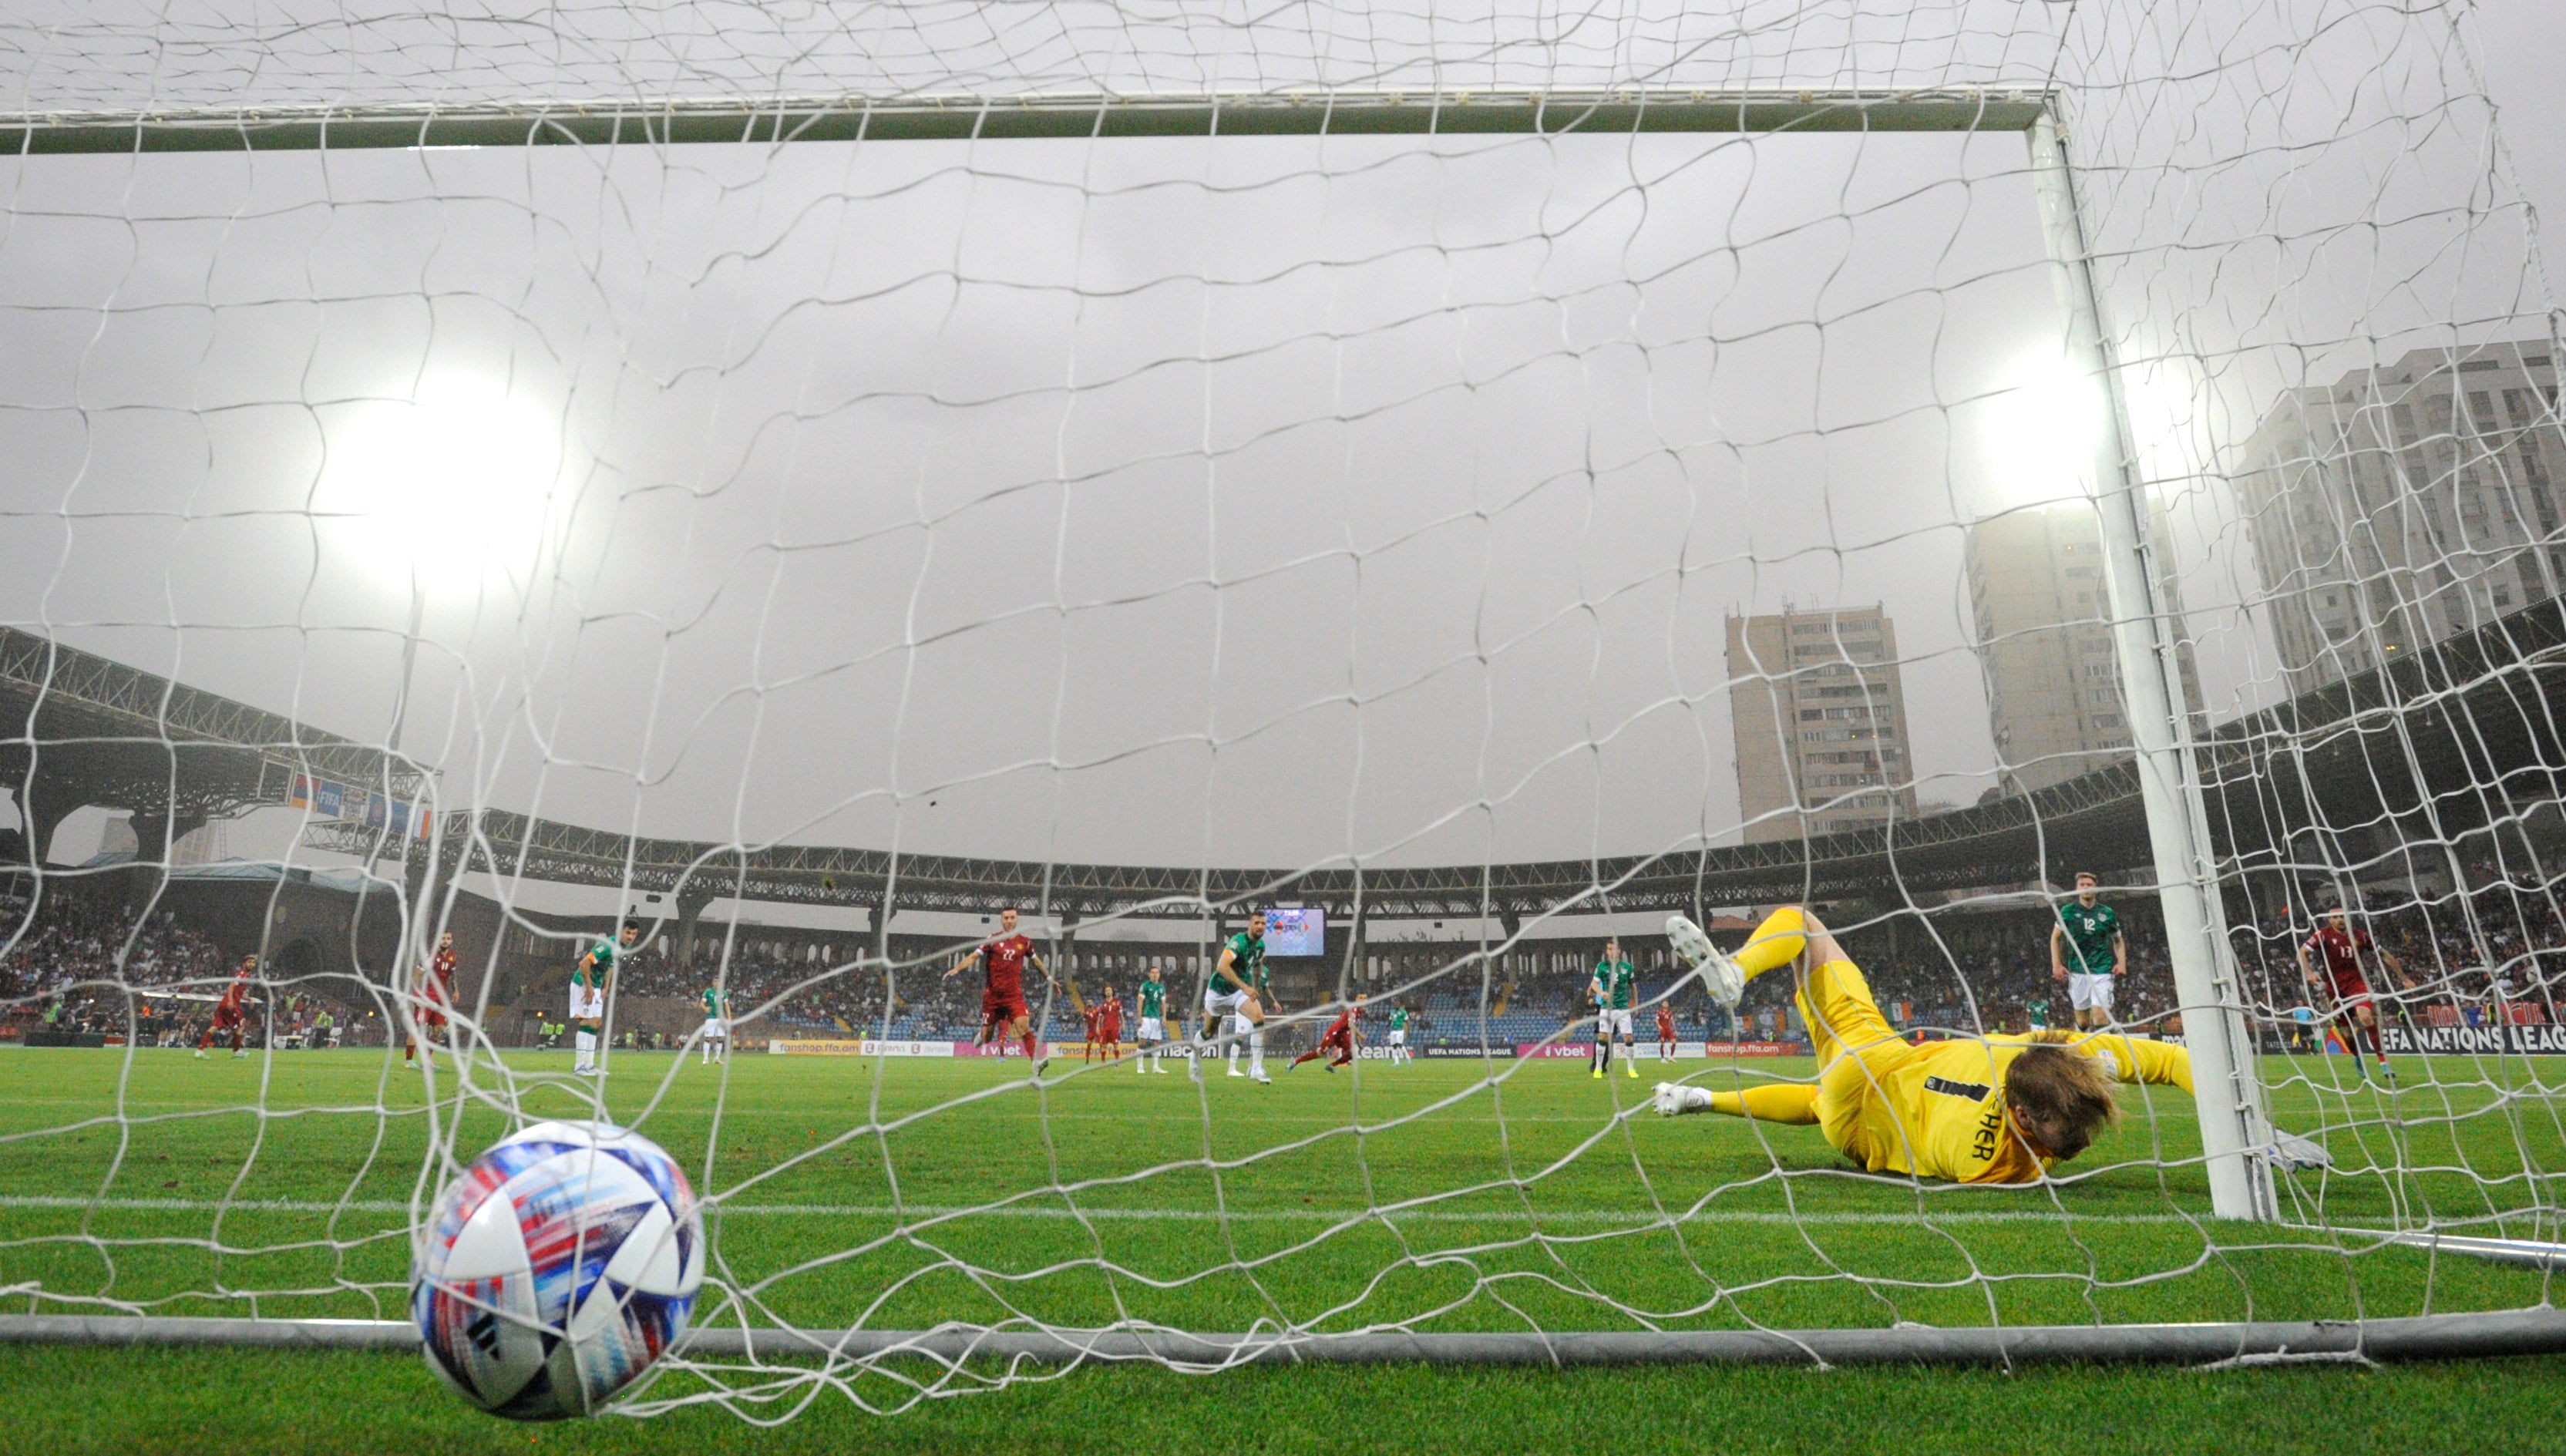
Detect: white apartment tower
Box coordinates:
(1727, 606, 1920, 843)
(2237, 341, 2565, 698)
(1964, 506, 2208, 796)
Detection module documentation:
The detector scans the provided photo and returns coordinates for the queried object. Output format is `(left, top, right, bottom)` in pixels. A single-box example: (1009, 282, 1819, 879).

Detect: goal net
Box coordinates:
(3, 0, 2563, 1417)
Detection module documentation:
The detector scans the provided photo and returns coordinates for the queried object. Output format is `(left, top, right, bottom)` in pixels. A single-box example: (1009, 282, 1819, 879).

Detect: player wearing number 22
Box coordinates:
(1658, 906, 2190, 1183)
(947, 907, 1051, 1075)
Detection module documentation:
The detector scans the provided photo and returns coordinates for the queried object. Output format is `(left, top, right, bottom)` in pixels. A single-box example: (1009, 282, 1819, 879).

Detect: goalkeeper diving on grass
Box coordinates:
(1655, 906, 2192, 1183)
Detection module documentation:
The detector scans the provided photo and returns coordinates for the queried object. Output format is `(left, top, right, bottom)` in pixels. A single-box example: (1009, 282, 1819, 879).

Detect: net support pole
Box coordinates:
(2027, 111, 2274, 1222)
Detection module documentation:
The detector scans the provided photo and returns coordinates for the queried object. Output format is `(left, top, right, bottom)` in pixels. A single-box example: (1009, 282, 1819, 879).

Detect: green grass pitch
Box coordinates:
(2, 1044, 2561, 1452)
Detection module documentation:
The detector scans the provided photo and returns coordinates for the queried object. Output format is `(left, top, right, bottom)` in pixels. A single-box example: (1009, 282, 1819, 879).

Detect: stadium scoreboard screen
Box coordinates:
(1264, 908, 1325, 957)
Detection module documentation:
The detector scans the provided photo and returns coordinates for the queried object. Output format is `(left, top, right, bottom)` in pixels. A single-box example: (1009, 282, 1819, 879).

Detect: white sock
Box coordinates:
(1228, 1043, 1240, 1071)
(574, 1029, 595, 1069)
(1249, 1029, 1265, 1074)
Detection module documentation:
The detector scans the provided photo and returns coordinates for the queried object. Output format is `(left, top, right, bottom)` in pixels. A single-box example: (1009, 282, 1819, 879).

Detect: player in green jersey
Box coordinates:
(2025, 994, 2052, 1032)
(1202, 912, 1276, 1082)
(1135, 967, 1172, 1074)
(1385, 1004, 1411, 1066)
(2050, 873, 2126, 1030)
(1589, 938, 1639, 1078)
(570, 923, 637, 1076)
(698, 983, 728, 1064)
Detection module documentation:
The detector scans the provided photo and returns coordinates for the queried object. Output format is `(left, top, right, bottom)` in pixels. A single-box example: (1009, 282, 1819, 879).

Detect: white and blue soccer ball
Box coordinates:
(412, 1120, 705, 1420)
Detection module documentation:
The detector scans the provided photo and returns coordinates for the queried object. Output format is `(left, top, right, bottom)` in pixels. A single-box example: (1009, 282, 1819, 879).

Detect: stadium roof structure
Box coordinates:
(11, 604, 2562, 923)
(0, 627, 425, 848)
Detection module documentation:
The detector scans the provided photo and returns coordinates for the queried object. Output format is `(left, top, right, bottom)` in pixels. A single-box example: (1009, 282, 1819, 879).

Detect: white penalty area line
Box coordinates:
(0, 1194, 2235, 1228)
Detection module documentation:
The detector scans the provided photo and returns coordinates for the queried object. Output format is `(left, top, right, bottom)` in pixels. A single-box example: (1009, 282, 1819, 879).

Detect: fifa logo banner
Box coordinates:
(2379, 1023, 2566, 1056)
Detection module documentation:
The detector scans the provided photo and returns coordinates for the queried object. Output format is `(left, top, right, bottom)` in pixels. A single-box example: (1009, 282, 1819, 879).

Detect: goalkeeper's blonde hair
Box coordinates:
(2006, 1036, 2122, 1162)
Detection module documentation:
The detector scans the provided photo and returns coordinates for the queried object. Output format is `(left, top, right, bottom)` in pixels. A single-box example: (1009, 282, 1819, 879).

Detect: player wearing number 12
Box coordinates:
(1590, 939, 1638, 1079)
(1657, 906, 2192, 1184)
(2050, 873, 2125, 1030)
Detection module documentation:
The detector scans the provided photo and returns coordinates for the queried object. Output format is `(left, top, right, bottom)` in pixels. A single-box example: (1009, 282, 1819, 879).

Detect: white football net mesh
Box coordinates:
(2, 0, 2562, 1417)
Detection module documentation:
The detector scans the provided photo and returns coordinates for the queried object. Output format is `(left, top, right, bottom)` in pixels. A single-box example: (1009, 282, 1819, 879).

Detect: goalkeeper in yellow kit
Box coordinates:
(1655, 906, 2192, 1182)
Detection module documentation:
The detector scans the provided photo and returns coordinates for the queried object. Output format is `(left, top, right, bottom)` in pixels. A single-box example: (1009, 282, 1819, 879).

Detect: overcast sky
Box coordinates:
(3, 1, 2559, 896)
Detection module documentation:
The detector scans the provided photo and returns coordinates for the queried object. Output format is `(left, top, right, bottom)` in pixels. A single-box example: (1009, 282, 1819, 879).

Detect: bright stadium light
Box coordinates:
(1981, 348, 2107, 512)
(317, 379, 563, 597)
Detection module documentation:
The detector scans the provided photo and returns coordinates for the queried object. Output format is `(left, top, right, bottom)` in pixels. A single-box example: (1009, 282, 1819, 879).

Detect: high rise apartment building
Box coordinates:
(1727, 606, 1919, 842)
(2237, 341, 2564, 698)
(1963, 506, 2204, 796)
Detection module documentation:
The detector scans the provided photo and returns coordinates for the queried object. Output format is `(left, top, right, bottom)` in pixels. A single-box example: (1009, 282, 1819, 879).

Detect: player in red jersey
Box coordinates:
(1656, 1003, 1679, 1061)
(408, 930, 459, 1068)
(195, 956, 258, 1059)
(945, 907, 1050, 1074)
(1097, 989, 1124, 1062)
(1290, 995, 1364, 1072)
(2299, 906, 2412, 1083)
(1081, 998, 1105, 1062)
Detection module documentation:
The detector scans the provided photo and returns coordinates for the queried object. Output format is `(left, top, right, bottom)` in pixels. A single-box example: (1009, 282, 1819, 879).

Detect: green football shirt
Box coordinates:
(1593, 957, 1636, 1010)
(1219, 932, 1269, 993)
(577, 937, 620, 989)
(701, 986, 724, 1019)
(2056, 902, 2121, 977)
(1389, 1007, 1408, 1033)
(1138, 980, 1166, 1019)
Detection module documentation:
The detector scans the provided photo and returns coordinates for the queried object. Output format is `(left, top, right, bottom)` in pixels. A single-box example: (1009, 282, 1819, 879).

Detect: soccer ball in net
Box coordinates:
(412, 1120, 705, 1420)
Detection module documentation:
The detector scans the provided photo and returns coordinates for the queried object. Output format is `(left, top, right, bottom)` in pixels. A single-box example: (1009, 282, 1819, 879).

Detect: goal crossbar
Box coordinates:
(1, 89, 2055, 155)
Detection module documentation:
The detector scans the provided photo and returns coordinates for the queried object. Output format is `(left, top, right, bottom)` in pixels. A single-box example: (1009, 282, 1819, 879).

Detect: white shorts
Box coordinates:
(1596, 1008, 1633, 1038)
(2067, 973, 2115, 1014)
(1204, 987, 1251, 1018)
(701, 1018, 727, 1039)
(1138, 1017, 1166, 1042)
(572, 987, 604, 1021)
(1387, 1030, 1406, 1047)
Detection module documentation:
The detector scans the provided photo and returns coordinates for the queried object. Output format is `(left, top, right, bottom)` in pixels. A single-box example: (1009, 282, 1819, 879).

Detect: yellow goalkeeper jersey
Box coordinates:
(1835, 1031, 2193, 1185)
